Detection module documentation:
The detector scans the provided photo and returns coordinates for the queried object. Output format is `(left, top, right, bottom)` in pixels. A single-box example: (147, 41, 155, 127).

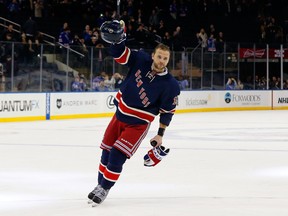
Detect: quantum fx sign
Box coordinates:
(0, 93, 46, 121)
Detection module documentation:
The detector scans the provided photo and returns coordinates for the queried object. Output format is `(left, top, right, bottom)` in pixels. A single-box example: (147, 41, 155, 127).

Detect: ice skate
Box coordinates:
(91, 186, 110, 206)
(87, 184, 102, 204)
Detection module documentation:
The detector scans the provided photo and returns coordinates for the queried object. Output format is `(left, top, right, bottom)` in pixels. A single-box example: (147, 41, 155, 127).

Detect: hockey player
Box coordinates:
(88, 20, 180, 205)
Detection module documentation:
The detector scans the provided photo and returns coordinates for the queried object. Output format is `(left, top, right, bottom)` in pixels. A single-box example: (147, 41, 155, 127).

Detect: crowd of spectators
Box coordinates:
(70, 71, 124, 92)
(91, 71, 124, 92)
(1, 0, 288, 50)
(224, 75, 288, 91)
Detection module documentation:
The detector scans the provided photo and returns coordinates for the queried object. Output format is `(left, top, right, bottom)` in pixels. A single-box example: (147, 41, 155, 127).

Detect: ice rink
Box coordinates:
(1, 110, 288, 216)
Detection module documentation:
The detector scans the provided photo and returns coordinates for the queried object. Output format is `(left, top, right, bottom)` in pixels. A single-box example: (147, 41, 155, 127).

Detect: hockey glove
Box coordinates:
(144, 145, 170, 167)
(100, 20, 126, 44)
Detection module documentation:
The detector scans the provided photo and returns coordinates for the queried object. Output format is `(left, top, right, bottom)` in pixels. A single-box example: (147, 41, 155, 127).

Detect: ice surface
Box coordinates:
(1, 110, 288, 216)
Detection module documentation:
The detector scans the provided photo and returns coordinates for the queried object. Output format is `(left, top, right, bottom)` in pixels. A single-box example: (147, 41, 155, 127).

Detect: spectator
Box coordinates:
(156, 20, 167, 39)
(162, 31, 173, 49)
(257, 76, 267, 90)
(71, 75, 86, 92)
(92, 72, 106, 91)
(135, 23, 146, 48)
(113, 72, 124, 90)
(18, 32, 34, 63)
(7, 0, 20, 23)
(135, 8, 144, 25)
(196, 28, 208, 49)
(207, 34, 216, 52)
(2, 33, 15, 43)
(33, 0, 44, 23)
(71, 76, 82, 92)
(79, 75, 87, 91)
(71, 34, 87, 53)
(169, 0, 178, 20)
(86, 32, 103, 48)
(148, 8, 159, 28)
(60, 22, 69, 33)
(83, 24, 92, 45)
(120, 10, 130, 26)
(1, 24, 17, 41)
(103, 73, 116, 91)
(208, 24, 216, 36)
(92, 71, 117, 91)
(269, 76, 280, 90)
(255, 75, 266, 90)
(172, 26, 184, 51)
(177, 74, 189, 90)
(58, 27, 72, 48)
(225, 78, 237, 90)
(22, 16, 38, 52)
(216, 31, 225, 53)
(235, 79, 244, 90)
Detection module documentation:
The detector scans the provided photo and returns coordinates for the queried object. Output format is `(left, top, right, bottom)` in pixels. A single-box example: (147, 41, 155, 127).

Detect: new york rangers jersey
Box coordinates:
(109, 43, 180, 126)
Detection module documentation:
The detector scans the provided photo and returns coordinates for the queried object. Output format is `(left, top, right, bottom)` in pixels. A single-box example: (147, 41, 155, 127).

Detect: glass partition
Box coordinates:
(0, 41, 288, 92)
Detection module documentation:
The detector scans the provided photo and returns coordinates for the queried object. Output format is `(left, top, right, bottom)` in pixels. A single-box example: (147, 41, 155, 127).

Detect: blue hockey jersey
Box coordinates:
(109, 43, 180, 126)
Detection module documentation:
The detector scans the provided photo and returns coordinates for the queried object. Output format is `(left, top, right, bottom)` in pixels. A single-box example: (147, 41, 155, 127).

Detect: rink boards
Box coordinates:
(0, 90, 287, 122)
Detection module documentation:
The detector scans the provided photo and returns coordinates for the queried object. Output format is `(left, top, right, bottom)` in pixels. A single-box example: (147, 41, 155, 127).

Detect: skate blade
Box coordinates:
(91, 202, 99, 207)
(87, 199, 93, 204)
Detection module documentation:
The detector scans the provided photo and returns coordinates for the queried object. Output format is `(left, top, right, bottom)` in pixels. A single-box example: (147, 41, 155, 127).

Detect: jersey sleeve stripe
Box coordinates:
(159, 108, 176, 114)
(114, 91, 122, 102)
(114, 47, 130, 65)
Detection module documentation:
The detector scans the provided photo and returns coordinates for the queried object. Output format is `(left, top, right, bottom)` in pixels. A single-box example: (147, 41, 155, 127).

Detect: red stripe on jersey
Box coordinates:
(99, 163, 106, 174)
(103, 168, 120, 182)
(118, 100, 155, 123)
(115, 91, 155, 122)
(115, 47, 130, 65)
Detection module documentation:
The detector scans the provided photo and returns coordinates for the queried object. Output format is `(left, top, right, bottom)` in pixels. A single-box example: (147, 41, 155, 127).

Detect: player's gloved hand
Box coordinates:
(100, 20, 126, 44)
(144, 144, 170, 167)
